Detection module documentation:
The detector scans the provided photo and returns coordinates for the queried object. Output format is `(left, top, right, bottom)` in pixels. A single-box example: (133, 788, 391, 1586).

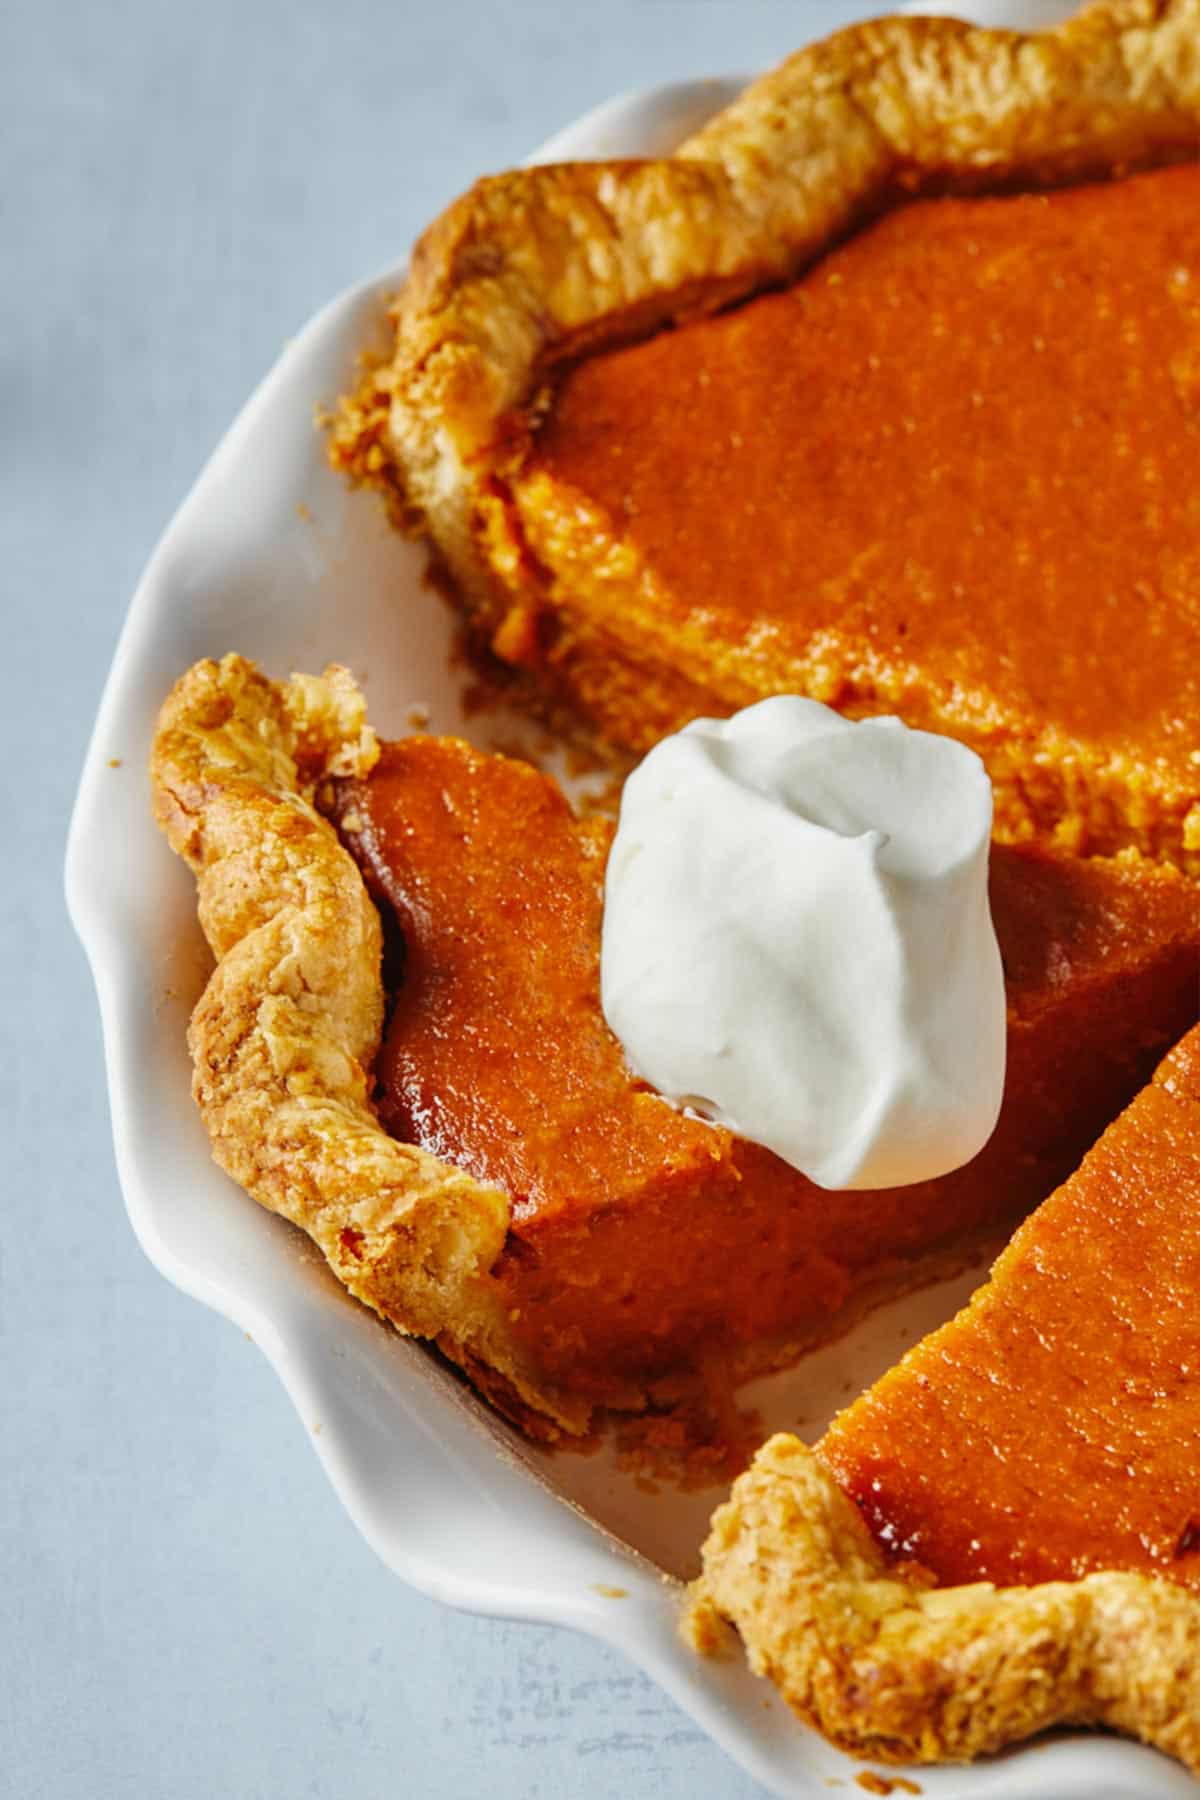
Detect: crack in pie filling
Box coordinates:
(153, 0, 1200, 1776)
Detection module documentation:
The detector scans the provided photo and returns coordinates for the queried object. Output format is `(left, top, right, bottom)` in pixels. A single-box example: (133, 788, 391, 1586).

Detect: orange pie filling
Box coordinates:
(333, 734, 1200, 1421)
(470, 162, 1200, 868)
(820, 1024, 1200, 1591)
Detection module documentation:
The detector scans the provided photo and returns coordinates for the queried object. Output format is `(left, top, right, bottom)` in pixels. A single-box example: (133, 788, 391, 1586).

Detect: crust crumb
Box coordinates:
(681, 1586, 735, 1659)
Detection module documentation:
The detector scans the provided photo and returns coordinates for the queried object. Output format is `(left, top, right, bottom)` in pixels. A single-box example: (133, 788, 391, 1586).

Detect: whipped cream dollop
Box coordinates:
(600, 697, 1006, 1191)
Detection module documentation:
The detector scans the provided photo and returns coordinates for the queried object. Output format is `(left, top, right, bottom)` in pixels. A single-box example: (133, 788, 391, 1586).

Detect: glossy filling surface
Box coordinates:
(515, 162, 1200, 854)
(335, 737, 1200, 1404)
(821, 1025, 1200, 1591)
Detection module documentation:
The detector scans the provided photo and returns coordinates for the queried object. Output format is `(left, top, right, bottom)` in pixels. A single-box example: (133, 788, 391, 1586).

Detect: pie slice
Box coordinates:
(329, 0, 1200, 866)
(819, 1024, 1200, 1591)
(691, 1025, 1200, 1771)
(154, 655, 1200, 1440)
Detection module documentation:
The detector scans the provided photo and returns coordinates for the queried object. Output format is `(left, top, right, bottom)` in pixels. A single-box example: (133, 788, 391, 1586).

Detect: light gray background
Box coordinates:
(8, 5, 870, 1796)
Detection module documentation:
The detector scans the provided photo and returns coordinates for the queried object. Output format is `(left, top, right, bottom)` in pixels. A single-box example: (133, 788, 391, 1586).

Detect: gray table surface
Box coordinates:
(8, 4, 871, 1796)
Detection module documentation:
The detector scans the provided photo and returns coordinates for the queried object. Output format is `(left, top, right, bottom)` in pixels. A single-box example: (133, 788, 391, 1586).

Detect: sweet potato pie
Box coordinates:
(153, 0, 1200, 1776)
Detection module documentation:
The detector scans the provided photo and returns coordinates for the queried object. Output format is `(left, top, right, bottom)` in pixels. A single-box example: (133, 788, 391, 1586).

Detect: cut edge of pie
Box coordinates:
(690, 1022, 1200, 1770)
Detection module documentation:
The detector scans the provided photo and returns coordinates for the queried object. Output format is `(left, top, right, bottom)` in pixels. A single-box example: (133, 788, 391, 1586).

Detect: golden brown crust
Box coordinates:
(328, 0, 1200, 609)
(688, 1434, 1200, 1771)
(150, 656, 526, 1362)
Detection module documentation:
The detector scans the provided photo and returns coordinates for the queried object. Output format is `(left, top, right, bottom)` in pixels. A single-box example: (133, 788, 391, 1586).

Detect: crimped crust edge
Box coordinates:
(150, 653, 592, 1433)
(687, 1434, 1200, 1771)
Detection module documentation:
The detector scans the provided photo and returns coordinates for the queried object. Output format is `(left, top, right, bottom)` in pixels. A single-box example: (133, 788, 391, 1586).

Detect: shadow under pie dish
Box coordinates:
(330, 0, 1200, 868)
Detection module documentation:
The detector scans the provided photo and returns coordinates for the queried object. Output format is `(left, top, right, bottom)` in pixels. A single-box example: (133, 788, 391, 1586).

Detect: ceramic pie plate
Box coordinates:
(65, 3, 1198, 1793)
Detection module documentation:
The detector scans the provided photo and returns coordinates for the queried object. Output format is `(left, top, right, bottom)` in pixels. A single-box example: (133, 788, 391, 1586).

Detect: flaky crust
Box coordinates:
(329, 0, 1200, 606)
(688, 1434, 1200, 1771)
(150, 656, 527, 1367)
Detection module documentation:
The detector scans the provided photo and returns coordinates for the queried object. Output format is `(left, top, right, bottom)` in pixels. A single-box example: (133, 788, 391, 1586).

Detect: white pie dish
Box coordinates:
(65, 3, 1199, 1793)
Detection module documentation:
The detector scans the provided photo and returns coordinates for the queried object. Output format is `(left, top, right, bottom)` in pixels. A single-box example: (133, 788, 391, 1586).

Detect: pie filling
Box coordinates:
(332, 734, 1200, 1418)
(472, 161, 1200, 866)
(820, 1024, 1200, 1591)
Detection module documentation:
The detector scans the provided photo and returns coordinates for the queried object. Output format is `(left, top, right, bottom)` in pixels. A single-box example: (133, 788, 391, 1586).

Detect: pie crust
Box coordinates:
(686, 1435, 1200, 1771)
(330, 0, 1200, 602)
(151, 653, 592, 1430)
